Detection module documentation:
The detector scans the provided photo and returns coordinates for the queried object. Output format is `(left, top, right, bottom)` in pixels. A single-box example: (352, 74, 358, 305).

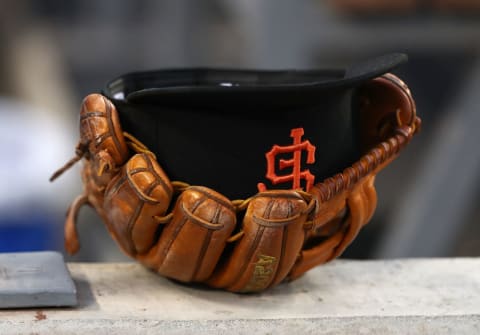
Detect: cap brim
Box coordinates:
(104, 53, 407, 105)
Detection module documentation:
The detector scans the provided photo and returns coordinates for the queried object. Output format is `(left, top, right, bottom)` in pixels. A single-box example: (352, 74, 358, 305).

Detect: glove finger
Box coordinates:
(138, 186, 236, 283)
(80, 94, 129, 165)
(79, 94, 129, 188)
(207, 190, 308, 293)
(103, 153, 173, 255)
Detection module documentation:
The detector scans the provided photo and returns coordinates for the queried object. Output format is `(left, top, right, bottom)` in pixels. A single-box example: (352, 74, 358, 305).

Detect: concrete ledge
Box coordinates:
(1, 259, 480, 334)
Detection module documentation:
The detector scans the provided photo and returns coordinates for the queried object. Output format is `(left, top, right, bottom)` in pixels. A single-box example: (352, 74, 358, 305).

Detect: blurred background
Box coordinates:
(0, 0, 479, 262)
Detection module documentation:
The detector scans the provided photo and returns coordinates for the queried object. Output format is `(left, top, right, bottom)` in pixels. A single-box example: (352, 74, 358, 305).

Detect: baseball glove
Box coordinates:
(51, 58, 420, 292)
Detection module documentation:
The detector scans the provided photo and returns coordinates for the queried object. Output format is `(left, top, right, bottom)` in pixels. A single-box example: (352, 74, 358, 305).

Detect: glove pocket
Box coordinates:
(207, 190, 308, 292)
(151, 186, 236, 283)
(103, 153, 173, 255)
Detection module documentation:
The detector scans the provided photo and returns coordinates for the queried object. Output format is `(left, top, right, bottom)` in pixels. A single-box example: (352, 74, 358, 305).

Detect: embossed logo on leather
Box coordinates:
(244, 254, 277, 291)
(258, 127, 316, 192)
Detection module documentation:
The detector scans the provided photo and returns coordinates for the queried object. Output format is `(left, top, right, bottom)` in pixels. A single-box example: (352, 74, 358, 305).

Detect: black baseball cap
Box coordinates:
(103, 53, 407, 199)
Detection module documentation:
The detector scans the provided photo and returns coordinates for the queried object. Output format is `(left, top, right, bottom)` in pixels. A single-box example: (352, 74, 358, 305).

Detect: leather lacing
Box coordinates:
(51, 110, 420, 245)
(117, 131, 319, 242)
(122, 109, 419, 243)
(49, 141, 89, 182)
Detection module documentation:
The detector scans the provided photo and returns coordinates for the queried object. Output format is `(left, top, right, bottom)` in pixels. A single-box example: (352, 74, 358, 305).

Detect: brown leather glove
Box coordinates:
(51, 71, 420, 293)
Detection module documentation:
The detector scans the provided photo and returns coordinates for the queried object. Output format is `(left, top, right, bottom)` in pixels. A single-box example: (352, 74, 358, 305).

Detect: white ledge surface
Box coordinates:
(1, 258, 480, 334)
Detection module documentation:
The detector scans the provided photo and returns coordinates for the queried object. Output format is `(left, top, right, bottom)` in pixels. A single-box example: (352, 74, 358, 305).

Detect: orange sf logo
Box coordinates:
(258, 128, 316, 192)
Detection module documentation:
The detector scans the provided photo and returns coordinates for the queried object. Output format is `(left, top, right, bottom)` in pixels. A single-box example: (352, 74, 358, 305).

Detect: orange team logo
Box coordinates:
(258, 128, 316, 192)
